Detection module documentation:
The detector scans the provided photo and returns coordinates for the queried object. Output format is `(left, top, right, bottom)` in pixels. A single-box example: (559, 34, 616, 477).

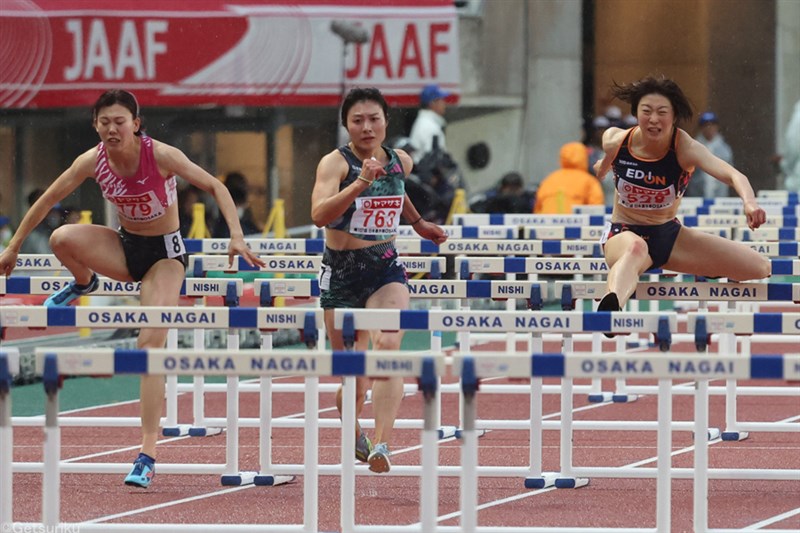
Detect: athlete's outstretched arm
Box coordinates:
(154, 141, 265, 267)
(678, 132, 766, 229)
(0, 150, 94, 276)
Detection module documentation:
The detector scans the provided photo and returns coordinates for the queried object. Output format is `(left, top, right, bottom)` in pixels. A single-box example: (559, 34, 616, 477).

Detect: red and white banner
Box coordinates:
(0, 0, 459, 109)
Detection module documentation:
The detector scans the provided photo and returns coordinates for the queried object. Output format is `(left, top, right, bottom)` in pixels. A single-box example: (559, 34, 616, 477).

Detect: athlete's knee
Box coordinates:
(137, 329, 168, 349)
(48, 225, 77, 252)
(754, 255, 771, 279)
(731, 254, 771, 281)
(621, 238, 649, 262)
(371, 333, 401, 351)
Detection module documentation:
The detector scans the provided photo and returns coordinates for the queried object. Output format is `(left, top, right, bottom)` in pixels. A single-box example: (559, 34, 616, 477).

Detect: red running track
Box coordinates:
(8, 339, 800, 531)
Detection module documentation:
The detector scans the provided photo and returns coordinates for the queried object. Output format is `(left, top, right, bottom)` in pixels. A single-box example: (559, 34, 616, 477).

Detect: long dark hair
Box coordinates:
(340, 87, 389, 127)
(611, 75, 693, 124)
(92, 89, 143, 136)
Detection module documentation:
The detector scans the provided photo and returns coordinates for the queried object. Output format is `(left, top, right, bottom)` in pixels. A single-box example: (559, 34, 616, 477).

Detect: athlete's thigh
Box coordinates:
(139, 259, 185, 306)
(55, 225, 131, 280)
(365, 282, 409, 350)
(366, 282, 410, 310)
(663, 226, 765, 278)
(324, 309, 370, 351)
(603, 230, 649, 269)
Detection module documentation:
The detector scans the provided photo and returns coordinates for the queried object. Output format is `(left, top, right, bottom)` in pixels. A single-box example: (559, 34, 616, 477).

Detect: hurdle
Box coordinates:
(5, 348, 797, 532)
(1, 305, 325, 487)
(7, 347, 444, 532)
(447, 351, 800, 533)
(334, 307, 679, 489)
(687, 311, 800, 440)
(1, 277, 246, 435)
(183, 254, 447, 438)
(0, 347, 20, 526)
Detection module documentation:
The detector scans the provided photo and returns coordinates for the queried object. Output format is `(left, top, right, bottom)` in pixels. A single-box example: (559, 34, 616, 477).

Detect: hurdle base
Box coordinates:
(454, 428, 488, 440)
(587, 392, 613, 403)
(721, 431, 749, 442)
(554, 477, 590, 489)
(188, 426, 224, 437)
(162, 424, 191, 437)
(254, 474, 296, 486)
(220, 471, 257, 486)
(612, 394, 638, 403)
(438, 425, 458, 440)
(693, 428, 722, 441)
(524, 473, 558, 489)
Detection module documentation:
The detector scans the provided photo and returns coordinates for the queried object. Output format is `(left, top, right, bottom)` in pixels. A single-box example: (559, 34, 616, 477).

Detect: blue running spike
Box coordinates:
(44, 273, 98, 307)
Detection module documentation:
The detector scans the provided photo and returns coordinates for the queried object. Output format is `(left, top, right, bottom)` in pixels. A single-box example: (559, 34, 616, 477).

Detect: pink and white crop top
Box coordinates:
(94, 135, 177, 223)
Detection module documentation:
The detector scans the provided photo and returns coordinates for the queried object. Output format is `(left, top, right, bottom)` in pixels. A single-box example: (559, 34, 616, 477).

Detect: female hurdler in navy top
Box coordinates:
(0, 89, 264, 488)
(593, 76, 770, 314)
(311, 87, 447, 473)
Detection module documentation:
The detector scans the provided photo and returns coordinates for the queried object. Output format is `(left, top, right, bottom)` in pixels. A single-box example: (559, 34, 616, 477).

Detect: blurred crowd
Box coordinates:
(2, 98, 798, 250)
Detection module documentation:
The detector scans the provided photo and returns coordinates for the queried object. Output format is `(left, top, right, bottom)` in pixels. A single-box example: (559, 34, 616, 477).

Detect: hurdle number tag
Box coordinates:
(163, 229, 186, 259)
(350, 195, 403, 235)
(319, 263, 331, 291)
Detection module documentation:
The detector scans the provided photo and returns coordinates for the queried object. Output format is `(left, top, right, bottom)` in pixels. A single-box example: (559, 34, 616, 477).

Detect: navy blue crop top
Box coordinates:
(611, 127, 692, 210)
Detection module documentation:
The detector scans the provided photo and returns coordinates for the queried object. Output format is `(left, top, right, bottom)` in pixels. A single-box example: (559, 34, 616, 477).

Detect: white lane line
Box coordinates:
(83, 485, 256, 524)
(63, 436, 192, 463)
(78, 381, 624, 523)
(745, 506, 800, 530)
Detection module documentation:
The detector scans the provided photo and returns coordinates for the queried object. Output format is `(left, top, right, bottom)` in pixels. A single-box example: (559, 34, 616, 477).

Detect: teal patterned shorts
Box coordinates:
(319, 240, 408, 309)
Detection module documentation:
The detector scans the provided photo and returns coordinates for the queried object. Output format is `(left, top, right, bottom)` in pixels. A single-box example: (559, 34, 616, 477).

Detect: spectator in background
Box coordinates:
(19, 189, 63, 254)
(482, 172, 535, 213)
(588, 115, 616, 205)
(213, 172, 262, 238)
(534, 142, 604, 214)
(0, 216, 12, 252)
(409, 84, 450, 164)
(62, 207, 82, 225)
(177, 184, 211, 238)
(780, 100, 800, 192)
(604, 105, 626, 129)
(395, 136, 446, 223)
(0, 192, 12, 252)
(685, 111, 733, 198)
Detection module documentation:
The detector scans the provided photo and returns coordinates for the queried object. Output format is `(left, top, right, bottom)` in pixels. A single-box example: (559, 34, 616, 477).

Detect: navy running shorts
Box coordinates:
(600, 218, 682, 269)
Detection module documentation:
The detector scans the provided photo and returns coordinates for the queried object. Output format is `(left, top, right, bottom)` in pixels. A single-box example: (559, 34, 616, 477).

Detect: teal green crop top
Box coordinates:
(326, 145, 406, 241)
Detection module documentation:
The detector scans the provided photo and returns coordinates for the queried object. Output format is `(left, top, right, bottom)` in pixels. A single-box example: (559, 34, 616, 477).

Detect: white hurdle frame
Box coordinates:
(3, 345, 798, 531)
(0, 349, 800, 533)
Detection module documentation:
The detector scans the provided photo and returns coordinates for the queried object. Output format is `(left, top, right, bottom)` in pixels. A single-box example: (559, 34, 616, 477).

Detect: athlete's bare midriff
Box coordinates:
(324, 227, 396, 251)
(117, 202, 181, 237)
(611, 191, 681, 225)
